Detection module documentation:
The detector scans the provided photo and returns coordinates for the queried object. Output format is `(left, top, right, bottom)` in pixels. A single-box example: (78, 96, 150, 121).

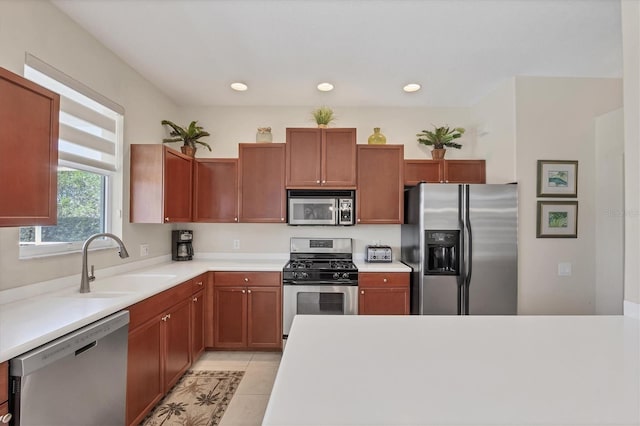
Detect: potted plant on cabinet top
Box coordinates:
(416, 125, 465, 159)
(312, 106, 335, 128)
(161, 119, 211, 157)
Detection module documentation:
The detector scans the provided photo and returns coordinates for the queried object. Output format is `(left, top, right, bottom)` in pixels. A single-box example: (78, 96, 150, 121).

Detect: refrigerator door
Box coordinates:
(419, 184, 463, 315)
(465, 184, 518, 315)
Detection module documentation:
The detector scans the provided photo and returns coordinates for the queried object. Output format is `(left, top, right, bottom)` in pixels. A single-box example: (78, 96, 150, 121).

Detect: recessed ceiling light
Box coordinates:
(317, 82, 334, 92)
(403, 83, 421, 93)
(230, 82, 248, 91)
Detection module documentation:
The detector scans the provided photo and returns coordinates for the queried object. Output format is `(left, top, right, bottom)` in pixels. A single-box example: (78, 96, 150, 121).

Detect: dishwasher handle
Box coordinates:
(10, 310, 129, 377)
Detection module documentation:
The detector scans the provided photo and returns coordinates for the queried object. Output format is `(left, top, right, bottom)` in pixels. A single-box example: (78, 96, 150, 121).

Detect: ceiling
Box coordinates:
(52, 0, 622, 108)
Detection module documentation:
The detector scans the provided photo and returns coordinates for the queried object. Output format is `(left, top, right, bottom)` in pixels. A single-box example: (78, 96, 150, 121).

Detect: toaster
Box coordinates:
(365, 245, 392, 263)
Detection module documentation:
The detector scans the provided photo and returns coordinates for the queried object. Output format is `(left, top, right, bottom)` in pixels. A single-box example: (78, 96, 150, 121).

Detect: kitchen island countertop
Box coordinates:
(264, 315, 640, 426)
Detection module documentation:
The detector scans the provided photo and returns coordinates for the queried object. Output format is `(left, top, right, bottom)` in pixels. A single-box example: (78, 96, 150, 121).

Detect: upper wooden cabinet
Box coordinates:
(130, 145, 193, 223)
(357, 145, 404, 224)
(239, 143, 286, 223)
(0, 67, 59, 227)
(193, 158, 238, 222)
(286, 128, 356, 188)
(404, 159, 486, 185)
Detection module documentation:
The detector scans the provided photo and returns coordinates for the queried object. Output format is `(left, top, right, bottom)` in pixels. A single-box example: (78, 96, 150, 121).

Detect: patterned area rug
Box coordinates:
(140, 370, 244, 426)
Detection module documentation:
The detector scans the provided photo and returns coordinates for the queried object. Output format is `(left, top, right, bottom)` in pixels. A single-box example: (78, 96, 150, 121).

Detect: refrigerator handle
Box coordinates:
(464, 185, 473, 315)
(457, 185, 466, 315)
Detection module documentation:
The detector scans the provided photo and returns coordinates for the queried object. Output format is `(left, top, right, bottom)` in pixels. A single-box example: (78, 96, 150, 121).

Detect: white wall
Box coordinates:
(622, 0, 640, 309)
(469, 78, 517, 184)
(515, 77, 623, 314)
(0, 0, 178, 290)
(595, 109, 624, 315)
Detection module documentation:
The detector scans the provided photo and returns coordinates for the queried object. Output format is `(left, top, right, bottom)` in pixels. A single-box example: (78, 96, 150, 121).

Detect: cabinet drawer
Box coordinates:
(359, 272, 409, 288)
(192, 272, 208, 293)
(128, 280, 192, 330)
(214, 272, 281, 287)
(0, 361, 7, 403)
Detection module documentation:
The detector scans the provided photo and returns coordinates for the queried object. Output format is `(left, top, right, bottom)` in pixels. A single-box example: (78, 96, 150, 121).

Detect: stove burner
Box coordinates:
(288, 260, 312, 269)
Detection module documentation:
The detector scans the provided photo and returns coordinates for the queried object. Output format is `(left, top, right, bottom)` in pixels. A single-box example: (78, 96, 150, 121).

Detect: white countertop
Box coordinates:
(263, 315, 640, 426)
(0, 256, 410, 363)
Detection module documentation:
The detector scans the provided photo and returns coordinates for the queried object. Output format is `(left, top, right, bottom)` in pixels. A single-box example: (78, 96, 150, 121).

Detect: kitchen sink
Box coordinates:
(89, 273, 177, 292)
(55, 291, 133, 299)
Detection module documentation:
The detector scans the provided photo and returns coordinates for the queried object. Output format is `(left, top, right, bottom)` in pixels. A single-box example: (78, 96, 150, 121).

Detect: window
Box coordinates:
(19, 54, 124, 258)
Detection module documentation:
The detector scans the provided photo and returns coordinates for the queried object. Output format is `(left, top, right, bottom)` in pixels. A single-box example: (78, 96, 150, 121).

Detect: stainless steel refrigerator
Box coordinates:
(401, 183, 518, 315)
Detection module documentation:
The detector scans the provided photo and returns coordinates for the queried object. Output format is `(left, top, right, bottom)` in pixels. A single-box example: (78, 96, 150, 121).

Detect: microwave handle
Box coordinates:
(332, 199, 339, 224)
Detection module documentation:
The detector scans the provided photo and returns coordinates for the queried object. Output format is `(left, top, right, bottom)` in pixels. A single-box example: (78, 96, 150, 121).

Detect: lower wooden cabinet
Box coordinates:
(213, 272, 282, 350)
(126, 279, 196, 426)
(0, 361, 9, 424)
(191, 289, 205, 361)
(358, 272, 410, 315)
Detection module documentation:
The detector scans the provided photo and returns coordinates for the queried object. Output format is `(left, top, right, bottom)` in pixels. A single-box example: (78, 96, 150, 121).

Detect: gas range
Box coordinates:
(282, 238, 358, 285)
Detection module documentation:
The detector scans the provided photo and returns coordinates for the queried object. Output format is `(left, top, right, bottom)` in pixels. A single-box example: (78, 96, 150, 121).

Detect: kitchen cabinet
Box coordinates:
(358, 272, 410, 315)
(0, 361, 9, 424)
(286, 128, 356, 188)
(239, 143, 286, 223)
(213, 272, 282, 349)
(130, 144, 193, 223)
(191, 273, 207, 361)
(0, 67, 59, 227)
(193, 158, 238, 222)
(356, 145, 404, 224)
(126, 279, 193, 426)
(404, 159, 486, 185)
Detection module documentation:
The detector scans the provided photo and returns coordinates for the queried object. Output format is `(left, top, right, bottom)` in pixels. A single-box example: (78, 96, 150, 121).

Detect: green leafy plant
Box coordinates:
(312, 106, 335, 126)
(417, 125, 465, 149)
(161, 120, 212, 151)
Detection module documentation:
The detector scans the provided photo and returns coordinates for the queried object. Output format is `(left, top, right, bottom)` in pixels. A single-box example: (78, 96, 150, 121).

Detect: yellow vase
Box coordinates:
(368, 127, 387, 144)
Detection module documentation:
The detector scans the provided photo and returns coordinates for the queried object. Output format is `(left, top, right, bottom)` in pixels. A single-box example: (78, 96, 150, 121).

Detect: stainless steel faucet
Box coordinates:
(80, 233, 130, 293)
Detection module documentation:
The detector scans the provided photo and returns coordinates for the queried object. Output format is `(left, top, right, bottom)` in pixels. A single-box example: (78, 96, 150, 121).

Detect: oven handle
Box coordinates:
(283, 280, 358, 286)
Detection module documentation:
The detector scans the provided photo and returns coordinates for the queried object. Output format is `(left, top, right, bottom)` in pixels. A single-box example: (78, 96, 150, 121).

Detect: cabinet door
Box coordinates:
(214, 287, 248, 348)
(191, 289, 205, 361)
(404, 160, 444, 185)
(163, 299, 192, 391)
(205, 273, 215, 348)
(0, 67, 59, 227)
(164, 148, 193, 222)
(286, 128, 322, 187)
(194, 159, 238, 222)
(357, 145, 404, 224)
(359, 287, 409, 315)
(127, 318, 163, 426)
(444, 160, 486, 183)
(239, 143, 286, 223)
(322, 128, 356, 188)
(247, 286, 282, 349)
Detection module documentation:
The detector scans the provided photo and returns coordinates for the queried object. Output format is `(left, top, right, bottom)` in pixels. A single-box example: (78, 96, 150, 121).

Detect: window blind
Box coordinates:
(24, 53, 123, 174)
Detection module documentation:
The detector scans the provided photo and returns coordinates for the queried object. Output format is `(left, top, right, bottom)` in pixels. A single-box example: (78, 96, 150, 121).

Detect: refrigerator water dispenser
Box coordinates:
(424, 230, 460, 275)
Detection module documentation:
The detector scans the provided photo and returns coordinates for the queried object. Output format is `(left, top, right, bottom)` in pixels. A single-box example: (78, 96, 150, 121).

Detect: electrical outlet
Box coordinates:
(140, 244, 149, 257)
(233, 239, 240, 250)
(558, 262, 572, 277)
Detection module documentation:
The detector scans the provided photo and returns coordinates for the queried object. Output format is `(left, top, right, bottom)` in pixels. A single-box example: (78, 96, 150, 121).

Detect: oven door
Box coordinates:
(288, 198, 337, 225)
(283, 284, 358, 337)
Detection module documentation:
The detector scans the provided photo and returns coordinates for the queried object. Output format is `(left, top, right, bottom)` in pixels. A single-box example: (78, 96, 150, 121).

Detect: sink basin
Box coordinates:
(55, 291, 133, 299)
(90, 273, 176, 292)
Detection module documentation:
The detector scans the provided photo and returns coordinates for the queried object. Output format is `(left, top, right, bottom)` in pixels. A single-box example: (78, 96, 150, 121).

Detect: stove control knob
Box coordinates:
(292, 272, 298, 279)
(333, 272, 340, 279)
(301, 272, 308, 279)
(342, 273, 349, 279)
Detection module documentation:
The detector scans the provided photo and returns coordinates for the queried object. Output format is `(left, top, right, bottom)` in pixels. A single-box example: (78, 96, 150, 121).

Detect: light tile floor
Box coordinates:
(191, 351, 282, 426)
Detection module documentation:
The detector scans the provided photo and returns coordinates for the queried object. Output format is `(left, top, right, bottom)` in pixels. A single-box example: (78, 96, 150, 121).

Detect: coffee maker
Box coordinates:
(172, 230, 194, 261)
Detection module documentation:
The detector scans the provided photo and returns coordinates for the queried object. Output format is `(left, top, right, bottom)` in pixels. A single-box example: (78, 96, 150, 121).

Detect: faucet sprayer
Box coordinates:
(80, 233, 130, 293)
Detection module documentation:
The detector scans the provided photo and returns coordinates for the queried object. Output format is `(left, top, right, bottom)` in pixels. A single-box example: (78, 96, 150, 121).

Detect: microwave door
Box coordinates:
(288, 198, 337, 225)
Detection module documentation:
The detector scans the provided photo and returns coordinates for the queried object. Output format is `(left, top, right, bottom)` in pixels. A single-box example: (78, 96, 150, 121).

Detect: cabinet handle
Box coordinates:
(197, 281, 203, 286)
(193, 297, 198, 302)
(248, 289, 252, 294)
(360, 290, 364, 295)
(445, 180, 449, 183)
(164, 217, 170, 222)
(242, 289, 246, 293)
(234, 217, 238, 222)
(383, 278, 388, 283)
(281, 217, 285, 221)
(316, 180, 321, 184)
(322, 180, 326, 184)
(244, 277, 249, 282)
(161, 315, 168, 322)
(1, 413, 13, 424)
(357, 218, 361, 222)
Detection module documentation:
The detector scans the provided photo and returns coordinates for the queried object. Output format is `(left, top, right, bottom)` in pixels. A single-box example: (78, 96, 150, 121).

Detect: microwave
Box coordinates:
(287, 190, 354, 226)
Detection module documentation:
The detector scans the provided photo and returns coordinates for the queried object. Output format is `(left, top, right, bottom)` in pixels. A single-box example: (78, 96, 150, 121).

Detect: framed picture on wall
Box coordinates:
(537, 201, 578, 238)
(536, 160, 578, 197)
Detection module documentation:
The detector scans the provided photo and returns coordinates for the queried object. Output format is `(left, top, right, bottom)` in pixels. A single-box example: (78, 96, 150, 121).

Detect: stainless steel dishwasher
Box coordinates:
(9, 311, 129, 426)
